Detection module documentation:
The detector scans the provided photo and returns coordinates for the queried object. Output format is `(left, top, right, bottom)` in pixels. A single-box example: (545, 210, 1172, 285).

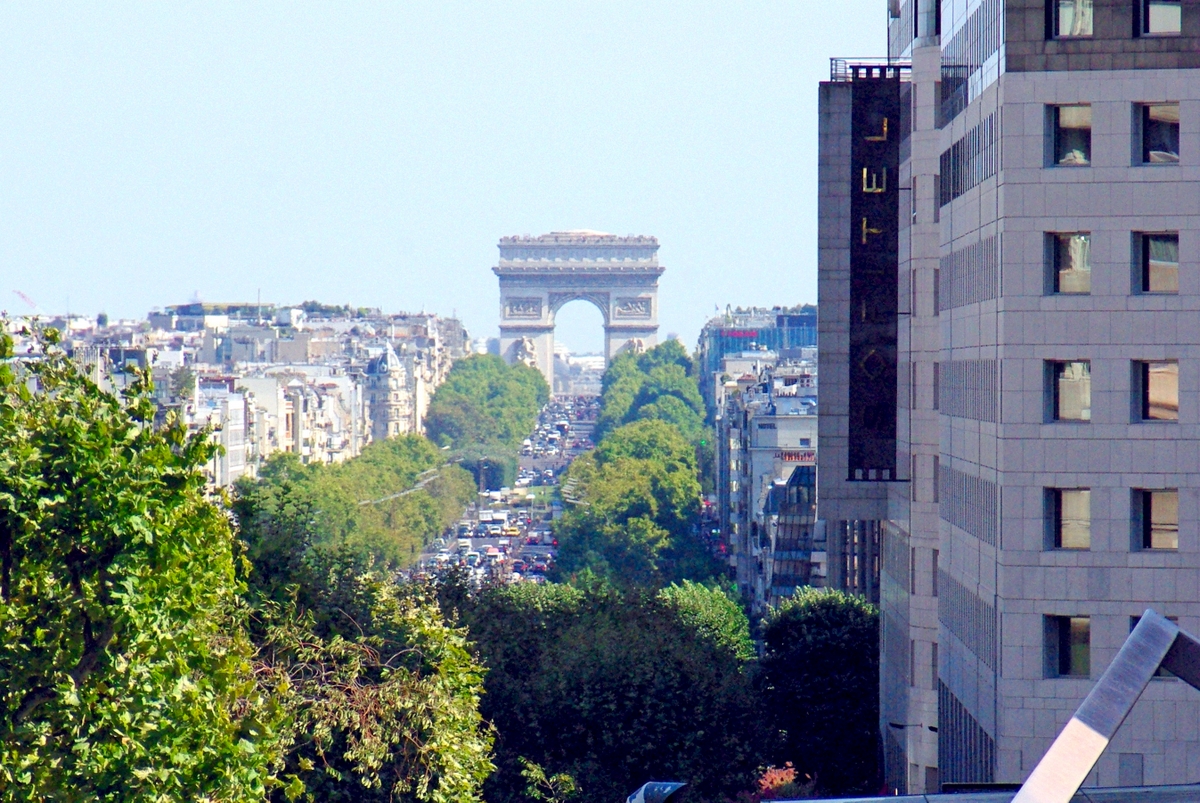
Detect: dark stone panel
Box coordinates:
(1006, 0, 1200, 72)
(848, 68, 901, 479)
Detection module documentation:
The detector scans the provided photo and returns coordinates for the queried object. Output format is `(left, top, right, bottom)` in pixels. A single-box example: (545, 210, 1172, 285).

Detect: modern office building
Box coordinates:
(697, 306, 817, 412)
(818, 0, 1200, 794)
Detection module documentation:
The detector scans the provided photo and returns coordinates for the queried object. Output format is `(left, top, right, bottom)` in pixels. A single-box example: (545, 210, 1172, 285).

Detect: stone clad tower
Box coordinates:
(494, 231, 663, 388)
(820, 0, 1200, 793)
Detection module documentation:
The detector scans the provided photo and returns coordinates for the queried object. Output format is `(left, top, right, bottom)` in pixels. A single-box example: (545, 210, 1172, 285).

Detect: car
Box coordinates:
(531, 561, 548, 574)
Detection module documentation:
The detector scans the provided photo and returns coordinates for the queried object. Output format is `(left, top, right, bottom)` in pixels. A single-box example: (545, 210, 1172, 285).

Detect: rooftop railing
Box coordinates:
(828, 57, 911, 82)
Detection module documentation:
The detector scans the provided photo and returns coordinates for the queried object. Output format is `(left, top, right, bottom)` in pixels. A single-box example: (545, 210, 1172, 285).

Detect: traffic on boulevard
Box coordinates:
(414, 395, 599, 586)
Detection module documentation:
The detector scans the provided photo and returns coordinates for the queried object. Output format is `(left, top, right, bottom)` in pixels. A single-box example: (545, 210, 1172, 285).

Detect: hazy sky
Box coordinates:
(1, 2, 885, 353)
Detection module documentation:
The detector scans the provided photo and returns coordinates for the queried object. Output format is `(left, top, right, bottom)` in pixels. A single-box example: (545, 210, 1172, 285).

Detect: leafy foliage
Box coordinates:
(441, 579, 762, 803)
(425, 355, 549, 453)
(657, 580, 754, 663)
(554, 420, 717, 586)
(519, 758, 578, 803)
(759, 588, 880, 796)
(595, 341, 701, 442)
(255, 566, 493, 803)
(0, 324, 279, 801)
(235, 436, 475, 571)
(238, 443, 493, 802)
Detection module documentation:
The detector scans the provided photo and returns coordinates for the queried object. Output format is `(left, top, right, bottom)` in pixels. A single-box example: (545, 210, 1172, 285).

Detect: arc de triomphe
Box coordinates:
(494, 231, 663, 388)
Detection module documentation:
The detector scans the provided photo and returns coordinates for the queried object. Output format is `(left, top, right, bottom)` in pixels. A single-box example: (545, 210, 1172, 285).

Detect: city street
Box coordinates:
(413, 394, 598, 586)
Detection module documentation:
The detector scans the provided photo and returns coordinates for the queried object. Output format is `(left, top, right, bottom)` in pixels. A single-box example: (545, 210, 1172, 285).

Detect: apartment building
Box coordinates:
(818, 0, 1200, 793)
(716, 355, 821, 616)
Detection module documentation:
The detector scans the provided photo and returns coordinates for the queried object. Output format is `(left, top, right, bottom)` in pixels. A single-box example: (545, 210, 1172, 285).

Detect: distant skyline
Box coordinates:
(0, 2, 885, 353)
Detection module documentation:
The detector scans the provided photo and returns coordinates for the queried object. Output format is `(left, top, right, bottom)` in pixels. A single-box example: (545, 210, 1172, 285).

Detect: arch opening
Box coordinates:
(549, 298, 606, 395)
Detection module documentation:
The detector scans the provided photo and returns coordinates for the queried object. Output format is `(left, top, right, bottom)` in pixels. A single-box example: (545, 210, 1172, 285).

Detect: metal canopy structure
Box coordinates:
(809, 610, 1200, 803)
(1012, 609, 1200, 803)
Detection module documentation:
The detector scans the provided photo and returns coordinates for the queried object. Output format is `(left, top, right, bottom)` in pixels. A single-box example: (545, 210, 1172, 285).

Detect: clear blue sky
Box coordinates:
(0, 2, 885, 353)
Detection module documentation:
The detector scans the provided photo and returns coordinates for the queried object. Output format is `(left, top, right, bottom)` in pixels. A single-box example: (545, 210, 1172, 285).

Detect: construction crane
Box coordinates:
(13, 290, 41, 313)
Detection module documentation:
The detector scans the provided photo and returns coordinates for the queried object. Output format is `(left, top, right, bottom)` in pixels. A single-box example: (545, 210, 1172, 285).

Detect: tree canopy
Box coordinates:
(553, 420, 717, 586)
(237, 445, 493, 802)
(0, 325, 279, 800)
(235, 436, 475, 572)
(424, 355, 549, 453)
(253, 562, 493, 803)
(759, 587, 880, 796)
(595, 341, 703, 443)
(440, 578, 762, 803)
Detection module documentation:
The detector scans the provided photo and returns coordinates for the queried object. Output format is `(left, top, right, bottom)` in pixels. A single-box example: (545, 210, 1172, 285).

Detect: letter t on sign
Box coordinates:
(861, 218, 884, 244)
(865, 117, 889, 142)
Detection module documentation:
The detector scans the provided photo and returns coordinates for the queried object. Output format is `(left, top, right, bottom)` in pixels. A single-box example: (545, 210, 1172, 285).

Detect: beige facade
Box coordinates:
(821, 0, 1200, 793)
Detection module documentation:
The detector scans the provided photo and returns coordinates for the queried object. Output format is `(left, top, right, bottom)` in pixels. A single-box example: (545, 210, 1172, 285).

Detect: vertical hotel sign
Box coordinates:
(848, 65, 900, 480)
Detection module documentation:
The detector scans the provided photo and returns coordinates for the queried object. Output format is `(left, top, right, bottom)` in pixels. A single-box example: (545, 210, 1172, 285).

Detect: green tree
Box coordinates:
(0, 325, 279, 801)
(759, 588, 880, 796)
(424, 354, 549, 490)
(256, 565, 493, 803)
(554, 420, 717, 586)
(425, 355, 548, 453)
(519, 758, 578, 803)
(169, 364, 196, 400)
(235, 436, 475, 571)
(596, 341, 697, 437)
(442, 580, 762, 803)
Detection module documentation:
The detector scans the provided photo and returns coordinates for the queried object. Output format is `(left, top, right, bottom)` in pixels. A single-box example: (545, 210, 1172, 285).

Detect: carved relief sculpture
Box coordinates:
(505, 297, 543, 319)
(513, 336, 538, 368)
(613, 297, 652, 318)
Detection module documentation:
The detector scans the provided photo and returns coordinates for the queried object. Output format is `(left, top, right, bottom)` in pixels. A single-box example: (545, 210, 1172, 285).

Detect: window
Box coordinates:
(1049, 360, 1091, 421)
(1139, 233, 1180, 293)
(1053, 105, 1092, 166)
(1048, 488, 1091, 549)
(930, 642, 939, 690)
(932, 549, 939, 596)
(1134, 489, 1179, 550)
(910, 546, 917, 595)
(1142, 104, 1180, 163)
(910, 639, 917, 687)
(1047, 616, 1091, 677)
(1050, 233, 1092, 293)
(1142, 0, 1182, 34)
(1055, 0, 1094, 36)
(1137, 360, 1179, 420)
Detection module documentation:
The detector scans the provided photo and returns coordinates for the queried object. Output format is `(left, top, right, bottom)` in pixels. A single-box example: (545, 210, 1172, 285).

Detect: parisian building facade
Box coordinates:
(818, 0, 1200, 793)
(41, 304, 472, 489)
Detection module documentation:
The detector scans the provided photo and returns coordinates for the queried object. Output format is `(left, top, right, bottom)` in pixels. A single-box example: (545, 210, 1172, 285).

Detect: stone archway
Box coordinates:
(494, 231, 663, 389)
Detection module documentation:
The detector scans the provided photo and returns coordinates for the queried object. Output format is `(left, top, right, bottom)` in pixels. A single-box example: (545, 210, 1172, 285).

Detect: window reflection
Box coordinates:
(1054, 233, 1091, 293)
(1142, 360, 1179, 421)
(1142, 233, 1179, 293)
(1140, 489, 1179, 550)
(1056, 0, 1094, 36)
(1053, 360, 1091, 421)
(1061, 616, 1091, 677)
(1144, 0, 1182, 34)
(1054, 488, 1092, 549)
(1054, 106, 1091, 166)
(1143, 104, 1180, 163)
